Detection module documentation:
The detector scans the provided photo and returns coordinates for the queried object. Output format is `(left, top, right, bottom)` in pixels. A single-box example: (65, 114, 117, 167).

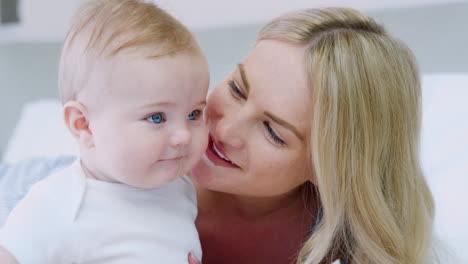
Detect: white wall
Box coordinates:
(0, 0, 467, 42)
(159, 0, 468, 29)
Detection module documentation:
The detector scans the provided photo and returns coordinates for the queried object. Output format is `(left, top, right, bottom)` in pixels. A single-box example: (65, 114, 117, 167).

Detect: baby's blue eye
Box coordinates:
(147, 113, 166, 124)
(188, 110, 200, 121)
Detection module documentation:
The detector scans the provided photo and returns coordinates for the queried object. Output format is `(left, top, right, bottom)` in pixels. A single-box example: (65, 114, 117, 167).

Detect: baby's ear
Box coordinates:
(63, 101, 94, 149)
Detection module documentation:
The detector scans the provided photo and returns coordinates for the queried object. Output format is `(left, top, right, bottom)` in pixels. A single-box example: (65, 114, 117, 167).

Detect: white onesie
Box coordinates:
(0, 160, 202, 263)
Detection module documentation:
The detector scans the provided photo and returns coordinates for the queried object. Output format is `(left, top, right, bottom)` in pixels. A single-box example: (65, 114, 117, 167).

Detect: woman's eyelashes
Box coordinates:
(228, 79, 286, 146)
(228, 80, 246, 100)
(263, 121, 286, 146)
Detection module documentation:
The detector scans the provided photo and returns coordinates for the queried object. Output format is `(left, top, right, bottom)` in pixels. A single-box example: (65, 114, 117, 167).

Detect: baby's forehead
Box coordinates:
(92, 47, 206, 78)
(75, 41, 202, 74)
(76, 53, 208, 121)
(91, 49, 207, 90)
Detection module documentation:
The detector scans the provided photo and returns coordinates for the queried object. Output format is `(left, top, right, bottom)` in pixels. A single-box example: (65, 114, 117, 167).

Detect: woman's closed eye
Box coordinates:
(147, 113, 166, 124)
(263, 121, 286, 146)
(228, 80, 246, 100)
(228, 79, 285, 146)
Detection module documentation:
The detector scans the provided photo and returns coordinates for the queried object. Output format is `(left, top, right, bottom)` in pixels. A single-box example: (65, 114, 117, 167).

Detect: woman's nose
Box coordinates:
(211, 111, 245, 149)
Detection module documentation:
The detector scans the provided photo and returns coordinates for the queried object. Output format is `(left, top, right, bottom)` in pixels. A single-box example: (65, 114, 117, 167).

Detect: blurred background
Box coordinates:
(1, 0, 467, 157)
(0, 0, 468, 262)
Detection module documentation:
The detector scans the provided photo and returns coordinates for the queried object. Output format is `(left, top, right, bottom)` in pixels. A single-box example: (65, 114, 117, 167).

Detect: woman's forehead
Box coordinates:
(243, 40, 308, 91)
(239, 40, 311, 132)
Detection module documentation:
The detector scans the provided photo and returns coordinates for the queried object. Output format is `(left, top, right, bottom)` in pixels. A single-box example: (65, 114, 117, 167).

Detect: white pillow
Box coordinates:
(2, 99, 78, 163)
(3, 73, 468, 262)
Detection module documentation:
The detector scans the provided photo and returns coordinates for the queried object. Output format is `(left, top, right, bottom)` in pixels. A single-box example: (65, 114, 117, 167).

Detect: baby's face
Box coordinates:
(83, 50, 209, 189)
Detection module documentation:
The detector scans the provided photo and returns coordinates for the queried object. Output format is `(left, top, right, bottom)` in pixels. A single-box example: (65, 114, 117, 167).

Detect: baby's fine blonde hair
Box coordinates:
(58, 0, 198, 104)
(259, 8, 437, 264)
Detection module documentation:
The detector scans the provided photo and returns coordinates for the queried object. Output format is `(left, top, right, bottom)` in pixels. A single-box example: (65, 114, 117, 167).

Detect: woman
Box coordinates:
(1, 7, 436, 264)
(191, 7, 435, 264)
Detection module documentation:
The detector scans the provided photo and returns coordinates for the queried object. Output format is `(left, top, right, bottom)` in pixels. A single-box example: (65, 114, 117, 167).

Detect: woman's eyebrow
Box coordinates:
(237, 63, 250, 94)
(264, 111, 305, 142)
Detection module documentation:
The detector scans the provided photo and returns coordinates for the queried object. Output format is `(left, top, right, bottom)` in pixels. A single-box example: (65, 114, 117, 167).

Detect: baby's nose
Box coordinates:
(170, 126, 192, 147)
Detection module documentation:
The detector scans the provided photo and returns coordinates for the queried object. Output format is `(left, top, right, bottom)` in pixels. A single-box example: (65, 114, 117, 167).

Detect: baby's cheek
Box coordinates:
(112, 148, 150, 181)
(195, 129, 208, 154)
(113, 141, 147, 166)
(185, 130, 206, 170)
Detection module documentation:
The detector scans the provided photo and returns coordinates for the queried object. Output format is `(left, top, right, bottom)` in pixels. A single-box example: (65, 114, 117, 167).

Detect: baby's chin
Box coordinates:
(129, 175, 182, 189)
(129, 166, 189, 189)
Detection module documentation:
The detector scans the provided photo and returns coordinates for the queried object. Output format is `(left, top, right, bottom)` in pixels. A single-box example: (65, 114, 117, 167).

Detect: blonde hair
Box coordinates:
(258, 8, 436, 264)
(58, 0, 198, 103)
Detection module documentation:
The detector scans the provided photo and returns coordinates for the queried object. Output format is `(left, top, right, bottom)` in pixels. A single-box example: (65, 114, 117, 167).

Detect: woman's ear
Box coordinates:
(63, 101, 94, 149)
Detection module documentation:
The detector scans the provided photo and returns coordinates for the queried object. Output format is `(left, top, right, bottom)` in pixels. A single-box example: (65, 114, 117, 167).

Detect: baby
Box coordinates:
(0, 0, 209, 263)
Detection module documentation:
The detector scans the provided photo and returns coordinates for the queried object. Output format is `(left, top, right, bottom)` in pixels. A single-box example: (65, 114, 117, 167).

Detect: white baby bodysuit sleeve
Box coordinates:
(0, 165, 84, 264)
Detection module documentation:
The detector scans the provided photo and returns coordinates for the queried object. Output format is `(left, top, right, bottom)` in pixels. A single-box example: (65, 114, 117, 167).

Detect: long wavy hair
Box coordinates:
(258, 8, 436, 264)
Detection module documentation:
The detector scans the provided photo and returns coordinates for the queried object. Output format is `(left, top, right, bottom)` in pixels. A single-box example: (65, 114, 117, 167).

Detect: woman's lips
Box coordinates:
(205, 135, 240, 168)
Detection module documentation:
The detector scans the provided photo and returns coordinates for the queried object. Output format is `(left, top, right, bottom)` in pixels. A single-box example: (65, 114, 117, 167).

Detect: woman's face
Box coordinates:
(191, 40, 312, 198)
